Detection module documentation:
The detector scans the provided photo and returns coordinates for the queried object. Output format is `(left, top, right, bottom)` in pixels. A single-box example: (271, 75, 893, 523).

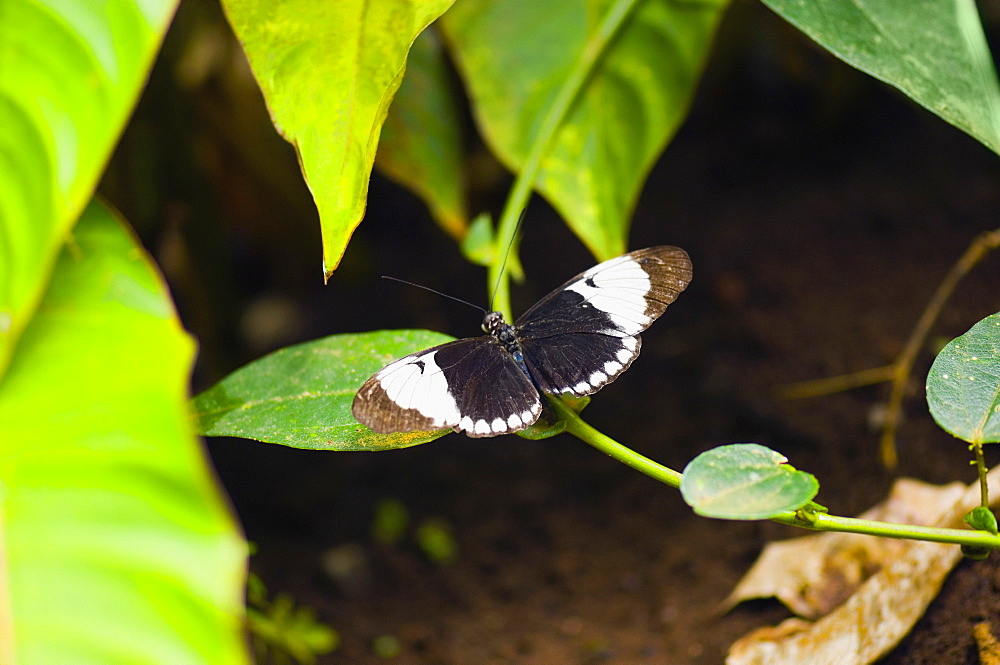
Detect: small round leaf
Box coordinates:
(681, 444, 819, 520)
(926, 312, 1000, 445)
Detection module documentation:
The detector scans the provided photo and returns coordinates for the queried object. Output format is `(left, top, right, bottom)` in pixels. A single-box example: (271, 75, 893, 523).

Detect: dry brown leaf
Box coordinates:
(722, 478, 966, 618)
(726, 466, 1000, 665)
(973, 622, 1000, 665)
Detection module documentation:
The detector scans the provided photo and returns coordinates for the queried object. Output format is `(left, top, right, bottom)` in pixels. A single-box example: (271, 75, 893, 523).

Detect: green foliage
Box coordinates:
(0, 202, 248, 664)
(0, 0, 176, 377)
(247, 575, 339, 665)
(192, 330, 457, 450)
(219, 0, 455, 277)
(439, 0, 728, 260)
(415, 517, 460, 565)
(762, 0, 1000, 155)
(0, 0, 248, 661)
(377, 28, 469, 240)
(372, 498, 411, 546)
(926, 312, 1000, 445)
(372, 635, 403, 658)
(965, 506, 999, 535)
(215, 0, 999, 287)
(680, 444, 819, 520)
(461, 212, 497, 267)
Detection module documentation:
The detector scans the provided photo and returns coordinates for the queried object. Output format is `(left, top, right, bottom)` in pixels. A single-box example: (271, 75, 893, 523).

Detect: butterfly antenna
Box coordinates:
(488, 208, 527, 311)
(381, 276, 487, 314)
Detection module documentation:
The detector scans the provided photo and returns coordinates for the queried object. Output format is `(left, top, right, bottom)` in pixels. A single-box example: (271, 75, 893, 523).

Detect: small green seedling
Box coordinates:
(246, 572, 339, 665)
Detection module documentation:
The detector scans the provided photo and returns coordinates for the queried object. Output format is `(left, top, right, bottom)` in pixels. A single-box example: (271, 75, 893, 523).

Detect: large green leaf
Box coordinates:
(0, 0, 177, 379)
(193, 330, 456, 450)
(0, 202, 248, 665)
(440, 0, 728, 260)
(762, 0, 1000, 156)
(220, 0, 455, 279)
(926, 312, 1000, 445)
(376, 28, 469, 241)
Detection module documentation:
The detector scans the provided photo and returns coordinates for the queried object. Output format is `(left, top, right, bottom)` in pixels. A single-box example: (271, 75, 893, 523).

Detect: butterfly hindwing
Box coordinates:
(516, 246, 691, 397)
(352, 337, 542, 437)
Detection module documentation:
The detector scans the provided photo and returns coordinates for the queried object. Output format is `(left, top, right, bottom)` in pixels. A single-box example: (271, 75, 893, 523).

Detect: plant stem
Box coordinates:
(879, 227, 1000, 467)
(974, 442, 990, 508)
(548, 396, 1000, 550)
(771, 510, 1000, 549)
(551, 397, 682, 488)
(487, 0, 640, 321)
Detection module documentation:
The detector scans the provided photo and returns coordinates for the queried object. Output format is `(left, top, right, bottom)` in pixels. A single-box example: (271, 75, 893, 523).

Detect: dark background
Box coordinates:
(101, 1, 1000, 662)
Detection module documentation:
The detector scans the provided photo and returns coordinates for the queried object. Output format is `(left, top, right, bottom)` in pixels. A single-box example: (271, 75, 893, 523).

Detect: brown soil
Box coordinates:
(110, 2, 1000, 663)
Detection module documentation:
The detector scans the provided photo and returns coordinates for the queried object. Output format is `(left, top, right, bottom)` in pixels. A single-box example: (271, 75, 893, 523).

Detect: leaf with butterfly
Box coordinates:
(192, 330, 457, 451)
(194, 247, 692, 448)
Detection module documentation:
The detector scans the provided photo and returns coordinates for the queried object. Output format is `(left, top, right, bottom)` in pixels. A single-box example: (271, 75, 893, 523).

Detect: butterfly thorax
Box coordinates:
(482, 311, 522, 358)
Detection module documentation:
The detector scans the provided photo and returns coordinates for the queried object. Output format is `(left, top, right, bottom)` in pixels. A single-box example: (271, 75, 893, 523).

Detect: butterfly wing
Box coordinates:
(516, 246, 692, 396)
(352, 337, 543, 438)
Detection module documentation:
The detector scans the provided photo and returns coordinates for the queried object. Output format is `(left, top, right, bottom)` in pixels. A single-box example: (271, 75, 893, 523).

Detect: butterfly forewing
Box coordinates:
(516, 246, 691, 396)
(516, 246, 692, 337)
(352, 338, 542, 437)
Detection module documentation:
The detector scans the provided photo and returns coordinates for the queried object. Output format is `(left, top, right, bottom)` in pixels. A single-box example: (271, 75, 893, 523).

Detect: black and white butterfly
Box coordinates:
(353, 246, 692, 437)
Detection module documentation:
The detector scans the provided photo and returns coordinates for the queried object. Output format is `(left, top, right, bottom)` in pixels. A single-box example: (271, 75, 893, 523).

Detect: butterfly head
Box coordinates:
(482, 310, 506, 335)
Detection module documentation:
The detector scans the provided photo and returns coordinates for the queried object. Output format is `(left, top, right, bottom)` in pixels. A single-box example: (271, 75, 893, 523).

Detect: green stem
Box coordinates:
(772, 510, 1000, 548)
(487, 0, 640, 321)
(552, 396, 681, 488)
(973, 442, 990, 508)
(547, 396, 1000, 550)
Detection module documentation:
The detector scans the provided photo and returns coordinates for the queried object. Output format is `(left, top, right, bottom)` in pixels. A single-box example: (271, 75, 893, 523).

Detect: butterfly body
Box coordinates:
(353, 246, 692, 437)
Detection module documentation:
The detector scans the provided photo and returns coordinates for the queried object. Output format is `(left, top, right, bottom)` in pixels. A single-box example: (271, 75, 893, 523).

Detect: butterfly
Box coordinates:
(352, 246, 692, 437)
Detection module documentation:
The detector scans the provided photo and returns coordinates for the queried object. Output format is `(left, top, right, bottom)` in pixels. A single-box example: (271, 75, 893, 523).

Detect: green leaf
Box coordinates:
(0, 0, 177, 378)
(0, 201, 248, 665)
(460, 212, 497, 267)
(516, 394, 590, 440)
(440, 0, 727, 260)
(965, 506, 999, 535)
(371, 498, 410, 545)
(926, 312, 1000, 444)
(220, 0, 455, 279)
(192, 330, 456, 450)
(761, 0, 1000, 156)
(377, 28, 469, 240)
(681, 443, 819, 520)
(415, 517, 459, 564)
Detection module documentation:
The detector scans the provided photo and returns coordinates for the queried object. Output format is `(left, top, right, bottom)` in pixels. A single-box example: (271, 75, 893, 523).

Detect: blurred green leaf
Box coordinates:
(762, 0, 1000, 155)
(0, 0, 176, 378)
(926, 312, 1000, 444)
(192, 330, 456, 450)
(372, 635, 403, 658)
(415, 517, 458, 564)
(0, 201, 247, 665)
(377, 28, 469, 240)
(221, 0, 455, 279)
(440, 0, 727, 260)
(681, 444, 819, 520)
(372, 498, 410, 545)
(461, 212, 496, 267)
(248, 593, 338, 665)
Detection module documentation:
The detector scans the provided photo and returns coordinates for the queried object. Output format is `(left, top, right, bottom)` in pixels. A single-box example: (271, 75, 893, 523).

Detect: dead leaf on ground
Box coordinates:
(973, 622, 1000, 665)
(726, 466, 1000, 665)
(722, 477, 966, 619)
